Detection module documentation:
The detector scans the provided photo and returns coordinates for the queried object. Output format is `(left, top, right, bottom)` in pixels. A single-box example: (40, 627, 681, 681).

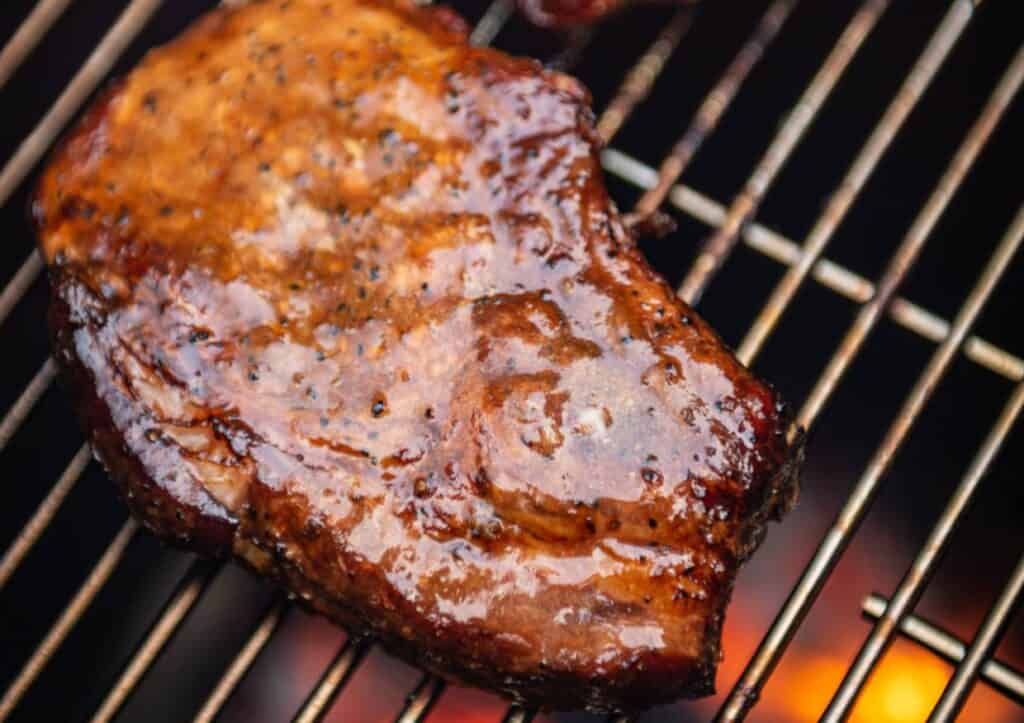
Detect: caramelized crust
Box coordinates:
(35, 0, 800, 712)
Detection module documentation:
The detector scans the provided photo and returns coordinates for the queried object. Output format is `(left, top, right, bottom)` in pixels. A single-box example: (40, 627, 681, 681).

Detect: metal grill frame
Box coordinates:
(0, 0, 1022, 722)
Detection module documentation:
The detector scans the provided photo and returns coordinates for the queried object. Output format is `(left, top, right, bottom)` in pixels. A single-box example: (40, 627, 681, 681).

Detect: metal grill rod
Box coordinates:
(930, 555, 1024, 721)
(792, 38, 1021, 433)
(715, 122, 1024, 721)
(188, 581, 299, 708)
(292, 636, 371, 723)
(0, 251, 42, 327)
(737, 0, 985, 364)
(0, 0, 164, 343)
(679, 0, 978, 307)
(0, 0, 72, 89)
(631, 0, 801, 219)
(0, 443, 89, 592)
(394, 674, 446, 723)
(862, 594, 1024, 704)
(469, 0, 513, 47)
(595, 9, 694, 142)
(193, 598, 287, 723)
(0, 357, 57, 455)
(88, 560, 219, 723)
(602, 148, 1024, 383)
(0, 519, 139, 721)
(0, 19, 177, 680)
(0, 0, 163, 207)
(825, 340, 1024, 718)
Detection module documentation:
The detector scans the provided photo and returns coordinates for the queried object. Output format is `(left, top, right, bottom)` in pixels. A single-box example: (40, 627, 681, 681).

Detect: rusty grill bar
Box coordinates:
(0, 0, 1020, 722)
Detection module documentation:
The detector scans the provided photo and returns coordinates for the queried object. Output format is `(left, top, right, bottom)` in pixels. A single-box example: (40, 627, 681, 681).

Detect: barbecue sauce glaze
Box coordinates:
(35, 0, 800, 711)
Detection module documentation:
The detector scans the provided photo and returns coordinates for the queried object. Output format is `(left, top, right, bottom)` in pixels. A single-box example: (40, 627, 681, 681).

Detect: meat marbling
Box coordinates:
(34, 0, 801, 712)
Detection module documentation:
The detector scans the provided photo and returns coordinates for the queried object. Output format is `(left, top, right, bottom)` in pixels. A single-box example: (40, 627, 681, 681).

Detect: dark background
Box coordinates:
(0, 1, 1020, 721)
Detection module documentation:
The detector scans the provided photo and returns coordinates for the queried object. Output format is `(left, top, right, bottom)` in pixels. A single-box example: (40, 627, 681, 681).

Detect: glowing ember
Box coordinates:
(785, 644, 954, 722)
(742, 640, 1015, 722)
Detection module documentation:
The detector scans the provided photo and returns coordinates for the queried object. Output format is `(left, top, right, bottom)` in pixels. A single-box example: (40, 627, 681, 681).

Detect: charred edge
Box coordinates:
(46, 272, 236, 555)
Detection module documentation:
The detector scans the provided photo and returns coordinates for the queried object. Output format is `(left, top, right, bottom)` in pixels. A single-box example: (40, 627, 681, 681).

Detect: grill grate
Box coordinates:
(0, 0, 1022, 721)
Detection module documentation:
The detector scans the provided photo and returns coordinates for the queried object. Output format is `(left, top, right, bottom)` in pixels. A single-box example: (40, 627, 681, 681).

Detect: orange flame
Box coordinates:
(785, 643, 950, 722)
(701, 637, 1019, 723)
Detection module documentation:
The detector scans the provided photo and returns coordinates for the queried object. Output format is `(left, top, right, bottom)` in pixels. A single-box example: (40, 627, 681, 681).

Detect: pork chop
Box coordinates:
(34, 0, 801, 712)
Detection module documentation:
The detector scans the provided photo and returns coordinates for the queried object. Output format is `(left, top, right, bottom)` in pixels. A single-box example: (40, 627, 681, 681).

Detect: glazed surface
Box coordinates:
(36, 0, 799, 711)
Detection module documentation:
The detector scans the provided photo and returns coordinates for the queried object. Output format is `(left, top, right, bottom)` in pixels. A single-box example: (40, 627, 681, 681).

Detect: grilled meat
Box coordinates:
(35, 0, 801, 712)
